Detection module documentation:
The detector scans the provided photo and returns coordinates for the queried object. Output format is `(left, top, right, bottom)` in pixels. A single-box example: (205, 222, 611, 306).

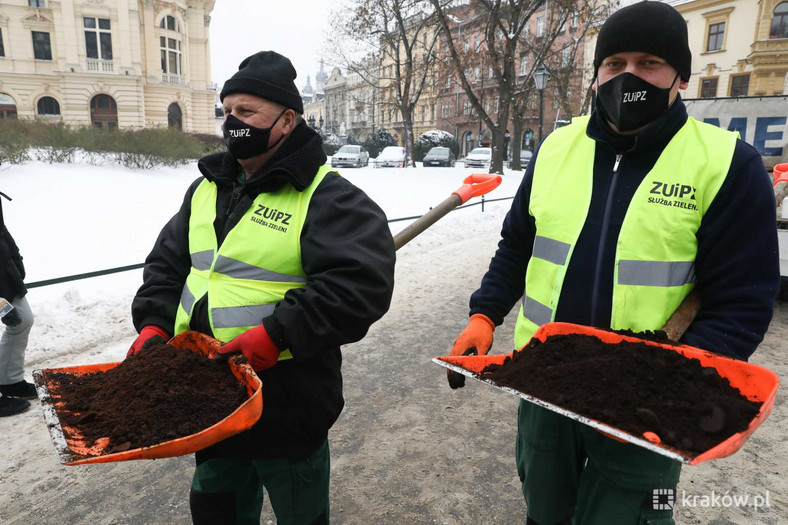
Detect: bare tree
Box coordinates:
(508, 2, 571, 170)
(507, 0, 610, 170)
(328, 0, 442, 166)
(431, 0, 544, 173)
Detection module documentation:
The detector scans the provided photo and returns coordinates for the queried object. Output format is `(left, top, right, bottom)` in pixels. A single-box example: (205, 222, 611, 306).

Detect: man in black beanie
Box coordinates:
(129, 50, 395, 524)
(448, 2, 779, 524)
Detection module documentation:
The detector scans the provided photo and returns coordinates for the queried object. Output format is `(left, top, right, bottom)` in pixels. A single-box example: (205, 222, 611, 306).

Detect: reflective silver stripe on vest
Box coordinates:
(212, 304, 276, 329)
(180, 284, 197, 316)
(213, 255, 307, 283)
(532, 236, 571, 266)
(618, 260, 696, 287)
(523, 295, 553, 327)
(191, 250, 215, 271)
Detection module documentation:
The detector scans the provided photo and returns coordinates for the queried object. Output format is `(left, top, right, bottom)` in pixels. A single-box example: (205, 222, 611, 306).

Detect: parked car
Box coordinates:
(373, 146, 407, 168)
(331, 145, 369, 168)
(422, 147, 456, 167)
(507, 149, 534, 169)
(463, 147, 492, 169)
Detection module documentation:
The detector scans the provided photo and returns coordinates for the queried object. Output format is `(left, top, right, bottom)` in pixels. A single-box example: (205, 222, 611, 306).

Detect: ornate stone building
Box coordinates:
(0, 0, 216, 132)
(323, 66, 346, 136)
(668, 0, 788, 98)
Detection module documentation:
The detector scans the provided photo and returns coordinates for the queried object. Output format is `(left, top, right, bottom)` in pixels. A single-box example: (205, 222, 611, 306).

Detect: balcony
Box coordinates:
(162, 73, 186, 86)
(86, 59, 114, 73)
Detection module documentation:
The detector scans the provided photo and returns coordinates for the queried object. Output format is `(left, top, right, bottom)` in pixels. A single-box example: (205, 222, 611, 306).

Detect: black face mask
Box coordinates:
(222, 110, 286, 160)
(595, 72, 678, 132)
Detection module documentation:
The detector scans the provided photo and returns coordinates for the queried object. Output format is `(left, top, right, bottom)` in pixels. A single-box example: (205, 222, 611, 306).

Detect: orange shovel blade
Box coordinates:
(34, 331, 262, 465)
(434, 322, 779, 465)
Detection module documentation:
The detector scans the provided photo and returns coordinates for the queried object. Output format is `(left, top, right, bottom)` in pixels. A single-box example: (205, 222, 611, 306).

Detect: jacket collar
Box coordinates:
(586, 94, 689, 155)
(197, 121, 327, 192)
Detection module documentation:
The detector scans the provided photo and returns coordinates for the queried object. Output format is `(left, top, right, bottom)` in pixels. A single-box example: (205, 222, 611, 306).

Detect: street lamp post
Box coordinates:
(533, 64, 551, 149)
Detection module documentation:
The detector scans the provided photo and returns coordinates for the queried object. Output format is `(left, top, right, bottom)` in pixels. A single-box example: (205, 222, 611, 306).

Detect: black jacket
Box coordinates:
(132, 122, 396, 459)
(0, 194, 26, 301)
(470, 97, 779, 361)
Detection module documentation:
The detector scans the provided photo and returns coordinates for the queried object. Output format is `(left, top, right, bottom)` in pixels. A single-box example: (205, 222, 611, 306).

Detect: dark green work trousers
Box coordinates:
(516, 402, 682, 525)
(190, 440, 330, 525)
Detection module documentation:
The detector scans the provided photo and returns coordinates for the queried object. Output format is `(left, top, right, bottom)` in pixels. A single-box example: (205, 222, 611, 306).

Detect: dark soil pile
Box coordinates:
(480, 333, 762, 455)
(45, 343, 248, 456)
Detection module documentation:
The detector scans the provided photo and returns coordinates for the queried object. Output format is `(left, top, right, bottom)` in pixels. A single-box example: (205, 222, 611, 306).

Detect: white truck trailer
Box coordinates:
(684, 95, 788, 298)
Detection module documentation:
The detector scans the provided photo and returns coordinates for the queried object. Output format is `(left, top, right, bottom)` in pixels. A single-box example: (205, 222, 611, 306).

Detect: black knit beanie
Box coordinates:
(220, 50, 304, 114)
(594, 1, 691, 81)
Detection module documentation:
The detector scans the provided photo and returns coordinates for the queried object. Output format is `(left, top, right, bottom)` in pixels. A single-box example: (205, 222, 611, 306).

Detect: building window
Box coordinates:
(0, 93, 17, 119)
(160, 15, 179, 32)
(28, 0, 45, 7)
(570, 8, 579, 28)
(537, 16, 545, 37)
(32, 31, 52, 60)
(0, 28, 4, 57)
(562, 46, 572, 67)
(37, 96, 60, 116)
(520, 55, 528, 75)
(729, 74, 750, 97)
(488, 65, 493, 79)
(699, 78, 718, 98)
(167, 102, 182, 130)
(84, 17, 112, 60)
(553, 88, 560, 109)
(706, 22, 725, 52)
(473, 66, 480, 82)
(771, 2, 788, 39)
(464, 39, 469, 53)
(90, 93, 118, 130)
(160, 37, 181, 75)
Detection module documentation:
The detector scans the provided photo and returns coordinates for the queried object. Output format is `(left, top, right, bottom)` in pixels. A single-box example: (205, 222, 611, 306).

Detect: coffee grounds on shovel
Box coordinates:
(44, 343, 248, 456)
(479, 333, 761, 455)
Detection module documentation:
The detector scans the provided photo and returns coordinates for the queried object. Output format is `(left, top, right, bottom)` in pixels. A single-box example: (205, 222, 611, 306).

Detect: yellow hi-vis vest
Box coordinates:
(174, 164, 334, 360)
(513, 116, 738, 349)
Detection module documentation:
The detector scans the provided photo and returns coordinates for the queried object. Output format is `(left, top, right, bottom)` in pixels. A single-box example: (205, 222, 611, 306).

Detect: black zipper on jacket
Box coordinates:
(590, 152, 622, 326)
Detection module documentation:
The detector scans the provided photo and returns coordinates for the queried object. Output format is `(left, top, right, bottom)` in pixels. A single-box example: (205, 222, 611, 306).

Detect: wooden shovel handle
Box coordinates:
(661, 289, 701, 341)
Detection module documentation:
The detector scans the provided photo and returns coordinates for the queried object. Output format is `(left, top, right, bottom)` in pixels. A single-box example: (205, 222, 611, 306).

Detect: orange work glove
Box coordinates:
(447, 314, 495, 389)
(127, 325, 170, 357)
(216, 324, 281, 372)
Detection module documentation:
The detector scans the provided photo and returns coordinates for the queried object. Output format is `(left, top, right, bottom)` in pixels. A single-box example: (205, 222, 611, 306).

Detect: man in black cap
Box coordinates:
(129, 50, 395, 524)
(448, 2, 779, 524)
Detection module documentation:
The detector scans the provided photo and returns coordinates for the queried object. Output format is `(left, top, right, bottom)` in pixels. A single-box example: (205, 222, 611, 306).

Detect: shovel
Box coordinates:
(35, 174, 503, 465)
(34, 331, 262, 465)
(393, 173, 502, 250)
(433, 321, 779, 465)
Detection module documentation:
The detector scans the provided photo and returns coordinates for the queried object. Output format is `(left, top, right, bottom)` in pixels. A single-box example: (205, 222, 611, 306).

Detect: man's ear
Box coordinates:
(679, 79, 689, 90)
(283, 109, 297, 133)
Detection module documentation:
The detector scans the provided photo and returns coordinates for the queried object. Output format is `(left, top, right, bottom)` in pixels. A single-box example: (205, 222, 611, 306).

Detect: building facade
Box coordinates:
(0, 0, 216, 133)
(323, 66, 346, 136)
(435, 3, 587, 157)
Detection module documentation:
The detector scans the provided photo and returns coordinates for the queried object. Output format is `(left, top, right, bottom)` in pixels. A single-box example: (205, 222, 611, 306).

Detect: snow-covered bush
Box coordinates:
(320, 131, 344, 156)
(363, 128, 397, 158)
(0, 120, 215, 168)
(414, 130, 459, 162)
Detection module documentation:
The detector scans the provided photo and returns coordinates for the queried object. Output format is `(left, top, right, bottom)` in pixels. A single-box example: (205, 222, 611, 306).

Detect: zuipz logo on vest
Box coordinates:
(251, 204, 292, 233)
(648, 181, 698, 211)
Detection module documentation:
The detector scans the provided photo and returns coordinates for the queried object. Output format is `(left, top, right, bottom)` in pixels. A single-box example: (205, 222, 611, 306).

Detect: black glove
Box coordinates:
(1, 308, 22, 327)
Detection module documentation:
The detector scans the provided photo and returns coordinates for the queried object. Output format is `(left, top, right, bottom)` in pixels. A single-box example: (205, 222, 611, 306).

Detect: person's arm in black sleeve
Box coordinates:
(3, 226, 25, 281)
(469, 155, 538, 326)
(131, 178, 201, 334)
(680, 141, 780, 361)
(263, 174, 396, 360)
